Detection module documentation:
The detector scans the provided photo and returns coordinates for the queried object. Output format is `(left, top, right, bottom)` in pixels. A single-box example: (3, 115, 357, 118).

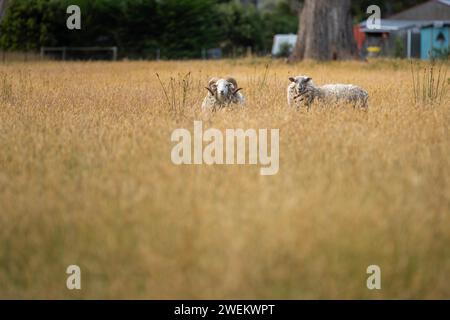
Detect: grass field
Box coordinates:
(0, 58, 449, 299)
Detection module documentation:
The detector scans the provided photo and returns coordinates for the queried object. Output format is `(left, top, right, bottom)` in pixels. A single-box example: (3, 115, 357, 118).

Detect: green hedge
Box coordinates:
(0, 0, 298, 59)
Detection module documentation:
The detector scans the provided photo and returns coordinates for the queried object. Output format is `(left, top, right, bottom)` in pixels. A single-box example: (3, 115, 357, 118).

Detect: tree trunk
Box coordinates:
(289, 0, 357, 61)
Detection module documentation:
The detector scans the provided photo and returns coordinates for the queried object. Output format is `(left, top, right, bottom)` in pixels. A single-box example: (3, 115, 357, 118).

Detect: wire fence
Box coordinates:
(0, 51, 42, 62)
(0, 46, 269, 62)
(40, 46, 118, 61)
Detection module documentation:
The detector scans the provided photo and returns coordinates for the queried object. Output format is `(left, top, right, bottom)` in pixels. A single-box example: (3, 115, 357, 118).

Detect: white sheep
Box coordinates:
(201, 77, 245, 111)
(287, 75, 368, 109)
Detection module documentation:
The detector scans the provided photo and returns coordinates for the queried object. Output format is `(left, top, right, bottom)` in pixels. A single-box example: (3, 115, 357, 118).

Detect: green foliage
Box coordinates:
(432, 47, 450, 60)
(261, 1, 298, 53)
(157, 0, 220, 59)
(0, 0, 219, 58)
(394, 36, 404, 58)
(276, 42, 293, 58)
(217, 0, 265, 54)
(217, 0, 297, 55)
(0, 0, 62, 50)
(0, 0, 432, 58)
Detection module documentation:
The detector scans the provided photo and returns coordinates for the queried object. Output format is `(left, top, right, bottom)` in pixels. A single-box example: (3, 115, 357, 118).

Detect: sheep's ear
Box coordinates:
(289, 77, 296, 83)
(306, 77, 312, 82)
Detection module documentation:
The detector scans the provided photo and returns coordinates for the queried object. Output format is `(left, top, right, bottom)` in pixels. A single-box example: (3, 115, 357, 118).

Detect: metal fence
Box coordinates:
(0, 50, 42, 62)
(0, 46, 266, 62)
(40, 46, 118, 61)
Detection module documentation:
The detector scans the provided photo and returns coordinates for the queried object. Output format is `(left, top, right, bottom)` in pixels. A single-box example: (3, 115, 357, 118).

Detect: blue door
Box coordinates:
(421, 26, 449, 59)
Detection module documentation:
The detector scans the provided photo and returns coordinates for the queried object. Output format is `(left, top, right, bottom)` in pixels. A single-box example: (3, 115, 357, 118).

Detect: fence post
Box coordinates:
(202, 48, 206, 60)
(407, 29, 412, 59)
(156, 48, 160, 61)
(112, 46, 118, 61)
(62, 47, 67, 61)
(246, 46, 252, 58)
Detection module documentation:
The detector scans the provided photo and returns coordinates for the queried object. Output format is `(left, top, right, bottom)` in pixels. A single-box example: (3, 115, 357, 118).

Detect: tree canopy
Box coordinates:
(0, 0, 298, 58)
(0, 0, 429, 58)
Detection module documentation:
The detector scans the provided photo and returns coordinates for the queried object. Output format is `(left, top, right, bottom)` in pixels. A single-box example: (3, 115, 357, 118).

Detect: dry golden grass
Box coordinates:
(0, 58, 449, 299)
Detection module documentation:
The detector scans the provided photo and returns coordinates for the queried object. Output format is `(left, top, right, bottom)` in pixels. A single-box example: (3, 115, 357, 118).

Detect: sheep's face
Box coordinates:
(215, 79, 234, 102)
(289, 76, 313, 94)
(206, 77, 242, 105)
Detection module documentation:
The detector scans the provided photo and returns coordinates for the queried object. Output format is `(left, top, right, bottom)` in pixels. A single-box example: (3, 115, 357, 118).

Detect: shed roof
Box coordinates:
(389, 0, 450, 20)
(359, 19, 450, 33)
(437, 0, 450, 6)
(421, 21, 450, 27)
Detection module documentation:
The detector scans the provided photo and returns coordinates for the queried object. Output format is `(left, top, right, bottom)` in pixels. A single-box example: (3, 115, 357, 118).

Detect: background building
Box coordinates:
(421, 21, 450, 58)
(390, 0, 450, 20)
(358, 0, 450, 59)
(271, 33, 297, 56)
